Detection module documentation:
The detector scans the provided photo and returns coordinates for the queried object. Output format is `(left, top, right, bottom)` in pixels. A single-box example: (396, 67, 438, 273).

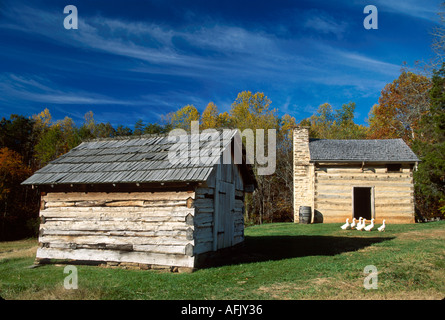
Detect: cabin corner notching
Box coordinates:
(22, 130, 256, 270)
(293, 127, 419, 224)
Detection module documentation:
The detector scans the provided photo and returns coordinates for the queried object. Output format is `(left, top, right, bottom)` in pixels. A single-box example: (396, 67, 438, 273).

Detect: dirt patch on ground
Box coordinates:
(397, 228, 445, 241)
(309, 277, 334, 287)
(0, 245, 38, 260)
(15, 285, 104, 300)
(349, 289, 444, 300)
(257, 282, 311, 299)
(257, 277, 364, 299)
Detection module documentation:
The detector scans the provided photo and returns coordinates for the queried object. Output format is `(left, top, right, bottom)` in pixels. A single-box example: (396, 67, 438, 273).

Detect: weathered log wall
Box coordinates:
(314, 164, 415, 223)
(36, 163, 247, 269)
(37, 191, 197, 268)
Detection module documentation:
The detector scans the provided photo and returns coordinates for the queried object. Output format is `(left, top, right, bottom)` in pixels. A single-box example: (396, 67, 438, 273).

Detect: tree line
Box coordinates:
(1, 67, 443, 240)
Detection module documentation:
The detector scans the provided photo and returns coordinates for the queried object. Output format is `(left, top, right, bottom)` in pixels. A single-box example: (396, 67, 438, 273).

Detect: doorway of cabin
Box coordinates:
(353, 187, 373, 220)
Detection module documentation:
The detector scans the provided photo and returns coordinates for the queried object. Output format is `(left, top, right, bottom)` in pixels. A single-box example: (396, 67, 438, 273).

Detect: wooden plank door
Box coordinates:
(217, 181, 235, 250)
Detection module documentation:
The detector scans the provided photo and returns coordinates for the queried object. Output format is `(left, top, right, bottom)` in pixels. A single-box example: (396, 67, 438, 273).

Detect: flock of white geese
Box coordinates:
(341, 218, 386, 232)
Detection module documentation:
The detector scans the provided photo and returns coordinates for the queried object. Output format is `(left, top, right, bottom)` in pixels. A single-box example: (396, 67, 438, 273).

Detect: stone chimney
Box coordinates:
(293, 126, 313, 222)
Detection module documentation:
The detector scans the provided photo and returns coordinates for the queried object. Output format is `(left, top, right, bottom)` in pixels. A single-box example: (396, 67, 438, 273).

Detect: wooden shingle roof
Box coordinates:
(23, 129, 255, 186)
(309, 138, 420, 163)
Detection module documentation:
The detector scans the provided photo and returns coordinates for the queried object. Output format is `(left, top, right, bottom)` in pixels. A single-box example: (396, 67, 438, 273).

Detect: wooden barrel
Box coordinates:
(299, 206, 312, 224)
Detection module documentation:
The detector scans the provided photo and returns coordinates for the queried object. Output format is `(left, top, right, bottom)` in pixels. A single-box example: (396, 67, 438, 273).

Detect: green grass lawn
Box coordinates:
(0, 221, 444, 300)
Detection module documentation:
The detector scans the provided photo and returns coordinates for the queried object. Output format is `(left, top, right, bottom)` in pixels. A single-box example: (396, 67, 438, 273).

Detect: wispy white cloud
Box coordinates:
(337, 52, 402, 75)
(0, 73, 145, 106)
(0, 3, 401, 83)
(304, 13, 348, 39)
(371, 0, 441, 22)
(0, 1, 413, 125)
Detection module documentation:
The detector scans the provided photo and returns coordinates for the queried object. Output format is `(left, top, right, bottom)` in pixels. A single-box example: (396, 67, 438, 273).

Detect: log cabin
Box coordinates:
(22, 129, 256, 271)
(293, 126, 420, 224)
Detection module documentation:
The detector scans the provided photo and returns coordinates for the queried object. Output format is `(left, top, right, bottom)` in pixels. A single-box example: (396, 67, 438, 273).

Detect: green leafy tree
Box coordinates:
(302, 102, 367, 139)
(33, 111, 81, 167)
(333, 102, 367, 139)
(134, 119, 145, 136)
(116, 125, 133, 136)
(94, 122, 116, 138)
(413, 64, 445, 219)
(34, 124, 64, 166)
(144, 122, 169, 134)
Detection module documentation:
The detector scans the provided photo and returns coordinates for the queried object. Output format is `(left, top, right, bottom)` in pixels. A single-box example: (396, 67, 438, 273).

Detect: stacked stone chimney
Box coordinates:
(293, 126, 314, 222)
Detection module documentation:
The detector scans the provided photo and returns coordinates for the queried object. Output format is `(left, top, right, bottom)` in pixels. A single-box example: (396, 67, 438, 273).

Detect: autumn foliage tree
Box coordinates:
(0, 114, 40, 239)
(169, 104, 200, 131)
(201, 102, 220, 129)
(0, 148, 31, 201)
(0, 147, 36, 240)
(230, 91, 277, 132)
(227, 91, 280, 224)
(367, 70, 432, 145)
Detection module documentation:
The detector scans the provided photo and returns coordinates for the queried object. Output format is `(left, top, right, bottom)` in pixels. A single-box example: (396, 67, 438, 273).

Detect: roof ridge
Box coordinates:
(83, 133, 169, 142)
(310, 138, 404, 142)
(83, 128, 239, 143)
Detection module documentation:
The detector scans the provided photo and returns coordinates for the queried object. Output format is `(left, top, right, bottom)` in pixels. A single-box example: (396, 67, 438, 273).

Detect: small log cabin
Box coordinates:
(22, 129, 256, 270)
(293, 127, 420, 224)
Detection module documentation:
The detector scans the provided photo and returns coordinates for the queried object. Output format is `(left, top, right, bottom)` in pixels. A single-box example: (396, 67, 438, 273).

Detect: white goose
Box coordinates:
(355, 217, 363, 230)
(378, 220, 386, 232)
(356, 218, 366, 231)
(350, 218, 357, 229)
(341, 218, 351, 230)
(364, 219, 375, 231)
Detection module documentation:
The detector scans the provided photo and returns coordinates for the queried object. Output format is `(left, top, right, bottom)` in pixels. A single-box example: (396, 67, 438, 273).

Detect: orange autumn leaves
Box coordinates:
(0, 147, 31, 201)
(367, 71, 432, 145)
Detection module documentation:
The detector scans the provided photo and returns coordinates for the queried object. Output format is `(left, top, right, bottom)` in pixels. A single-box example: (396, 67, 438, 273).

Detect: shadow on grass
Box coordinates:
(197, 235, 395, 268)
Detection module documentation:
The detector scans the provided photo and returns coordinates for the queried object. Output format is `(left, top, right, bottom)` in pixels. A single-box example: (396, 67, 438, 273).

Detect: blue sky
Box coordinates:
(0, 0, 442, 127)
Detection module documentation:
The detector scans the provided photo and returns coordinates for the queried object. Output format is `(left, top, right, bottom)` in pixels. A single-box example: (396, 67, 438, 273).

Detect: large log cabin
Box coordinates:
(293, 126, 420, 224)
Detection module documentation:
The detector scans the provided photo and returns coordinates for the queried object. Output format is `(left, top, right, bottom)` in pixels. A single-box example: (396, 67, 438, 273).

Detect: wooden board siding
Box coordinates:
(314, 165, 415, 223)
(37, 191, 196, 268)
(199, 160, 245, 253)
